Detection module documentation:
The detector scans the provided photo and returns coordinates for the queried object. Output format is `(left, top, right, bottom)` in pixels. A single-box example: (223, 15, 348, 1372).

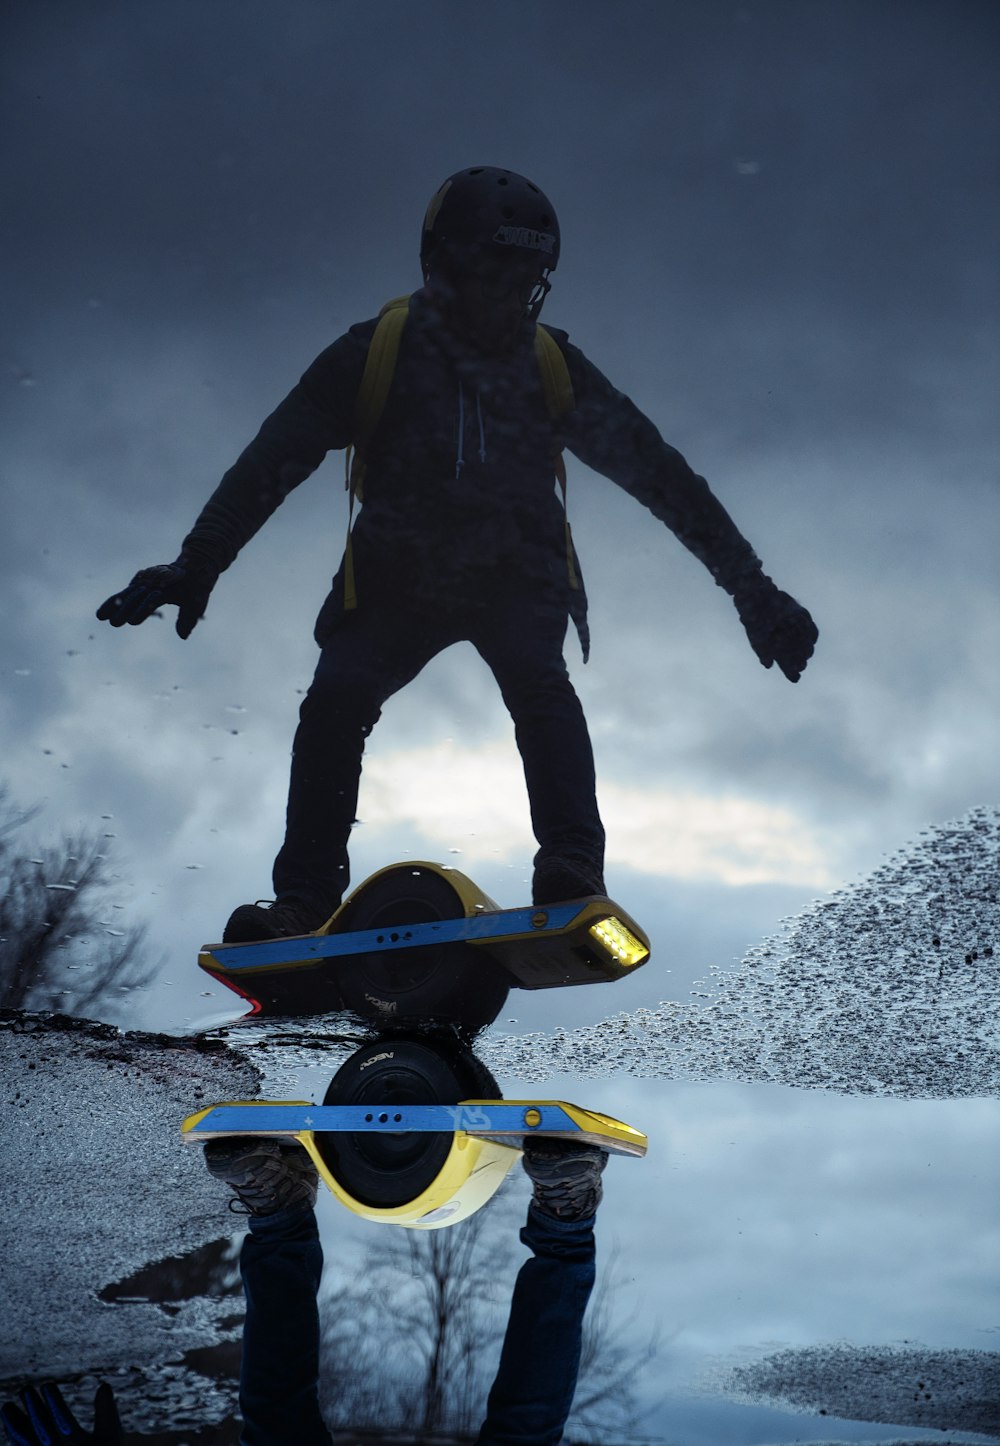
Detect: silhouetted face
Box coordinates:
(429, 249, 549, 353)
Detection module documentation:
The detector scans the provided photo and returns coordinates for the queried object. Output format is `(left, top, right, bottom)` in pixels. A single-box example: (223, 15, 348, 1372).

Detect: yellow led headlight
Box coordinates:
(588, 916, 649, 967)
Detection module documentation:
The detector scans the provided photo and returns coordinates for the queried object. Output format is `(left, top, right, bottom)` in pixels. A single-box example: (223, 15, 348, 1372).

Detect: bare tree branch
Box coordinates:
(0, 784, 156, 1019)
(317, 1193, 660, 1441)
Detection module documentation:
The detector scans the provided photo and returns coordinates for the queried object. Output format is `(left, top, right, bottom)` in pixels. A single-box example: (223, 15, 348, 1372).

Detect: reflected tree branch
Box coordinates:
(0, 783, 156, 1019)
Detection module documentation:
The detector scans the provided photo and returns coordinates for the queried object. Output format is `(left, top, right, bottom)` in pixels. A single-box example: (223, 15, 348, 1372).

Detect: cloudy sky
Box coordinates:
(4, 0, 997, 1014)
(2, 4, 998, 1437)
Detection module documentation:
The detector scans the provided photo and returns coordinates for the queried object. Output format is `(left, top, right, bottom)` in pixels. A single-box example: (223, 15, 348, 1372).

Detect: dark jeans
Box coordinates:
(475, 1204, 598, 1445)
(273, 590, 605, 914)
(239, 1206, 329, 1446)
(238, 1202, 597, 1446)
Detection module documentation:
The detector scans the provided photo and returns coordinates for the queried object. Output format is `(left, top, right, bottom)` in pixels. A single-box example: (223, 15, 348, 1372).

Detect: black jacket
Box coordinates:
(181, 287, 759, 659)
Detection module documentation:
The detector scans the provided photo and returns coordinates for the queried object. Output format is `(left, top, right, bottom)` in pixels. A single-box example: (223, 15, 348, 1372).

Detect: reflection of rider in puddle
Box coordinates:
(0, 1138, 607, 1444)
(205, 1133, 609, 1445)
(96, 166, 817, 943)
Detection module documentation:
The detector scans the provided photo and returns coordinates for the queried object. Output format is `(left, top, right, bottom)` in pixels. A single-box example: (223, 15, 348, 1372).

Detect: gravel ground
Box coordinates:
(728, 1344, 1000, 1439)
(0, 1012, 260, 1432)
(482, 808, 1000, 1097)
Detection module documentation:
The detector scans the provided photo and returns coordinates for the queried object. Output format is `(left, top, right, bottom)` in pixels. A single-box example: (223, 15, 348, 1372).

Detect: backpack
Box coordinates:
(341, 294, 582, 635)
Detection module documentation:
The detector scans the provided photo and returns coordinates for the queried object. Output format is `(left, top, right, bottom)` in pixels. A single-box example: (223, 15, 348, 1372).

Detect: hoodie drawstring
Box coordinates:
(456, 383, 487, 478)
(475, 392, 486, 464)
(455, 383, 465, 479)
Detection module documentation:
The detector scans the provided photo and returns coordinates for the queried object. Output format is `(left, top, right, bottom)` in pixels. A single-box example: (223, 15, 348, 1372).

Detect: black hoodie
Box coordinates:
(180, 287, 760, 659)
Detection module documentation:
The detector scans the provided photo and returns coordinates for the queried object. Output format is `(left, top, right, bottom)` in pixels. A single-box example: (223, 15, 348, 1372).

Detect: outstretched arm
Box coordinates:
(96, 325, 370, 638)
(561, 341, 817, 681)
(177, 328, 366, 576)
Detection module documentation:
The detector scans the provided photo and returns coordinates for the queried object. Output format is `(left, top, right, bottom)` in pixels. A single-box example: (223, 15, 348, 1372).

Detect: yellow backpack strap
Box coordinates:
(534, 325, 575, 420)
(342, 295, 411, 609)
(348, 294, 412, 500)
(534, 326, 579, 590)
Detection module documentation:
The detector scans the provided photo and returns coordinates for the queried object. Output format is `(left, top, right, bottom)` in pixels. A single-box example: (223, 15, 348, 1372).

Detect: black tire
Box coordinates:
(449, 1045, 502, 1102)
(334, 864, 509, 1034)
(316, 1036, 501, 1208)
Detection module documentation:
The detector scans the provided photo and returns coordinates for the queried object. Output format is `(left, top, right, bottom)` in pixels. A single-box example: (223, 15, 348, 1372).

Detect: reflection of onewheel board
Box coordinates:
(183, 1098, 646, 1231)
(183, 1037, 647, 1231)
(198, 860, 650, 1034)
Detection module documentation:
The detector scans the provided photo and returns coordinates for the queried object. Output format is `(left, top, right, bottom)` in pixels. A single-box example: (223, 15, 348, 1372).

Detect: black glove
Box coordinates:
(733, 572, 818, 682)
(2, 1382, 123, 1445)
(96, 556, 217, 640)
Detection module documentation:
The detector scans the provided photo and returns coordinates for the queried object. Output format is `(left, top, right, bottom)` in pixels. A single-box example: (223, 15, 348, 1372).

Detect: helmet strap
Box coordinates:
(527, 271, 552, 321)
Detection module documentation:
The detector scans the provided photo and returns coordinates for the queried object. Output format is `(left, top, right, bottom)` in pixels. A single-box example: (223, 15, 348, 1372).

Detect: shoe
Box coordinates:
(532, 855, 605, 905)
(203, 1137, 319, 1216)
(521, 1136, 608, 1220)
(222, 896, 332, 943)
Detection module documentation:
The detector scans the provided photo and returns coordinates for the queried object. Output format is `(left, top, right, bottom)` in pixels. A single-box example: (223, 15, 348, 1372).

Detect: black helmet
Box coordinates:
(420, 166, 560, 278)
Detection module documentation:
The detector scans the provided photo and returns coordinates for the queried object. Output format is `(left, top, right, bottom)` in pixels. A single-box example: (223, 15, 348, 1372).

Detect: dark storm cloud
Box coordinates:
(5, 0, 997, 572)
(6, 1, 997, 330)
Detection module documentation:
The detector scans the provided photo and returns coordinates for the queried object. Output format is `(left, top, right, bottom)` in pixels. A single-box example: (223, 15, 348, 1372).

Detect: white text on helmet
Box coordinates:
(492, 225, 556, 255)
